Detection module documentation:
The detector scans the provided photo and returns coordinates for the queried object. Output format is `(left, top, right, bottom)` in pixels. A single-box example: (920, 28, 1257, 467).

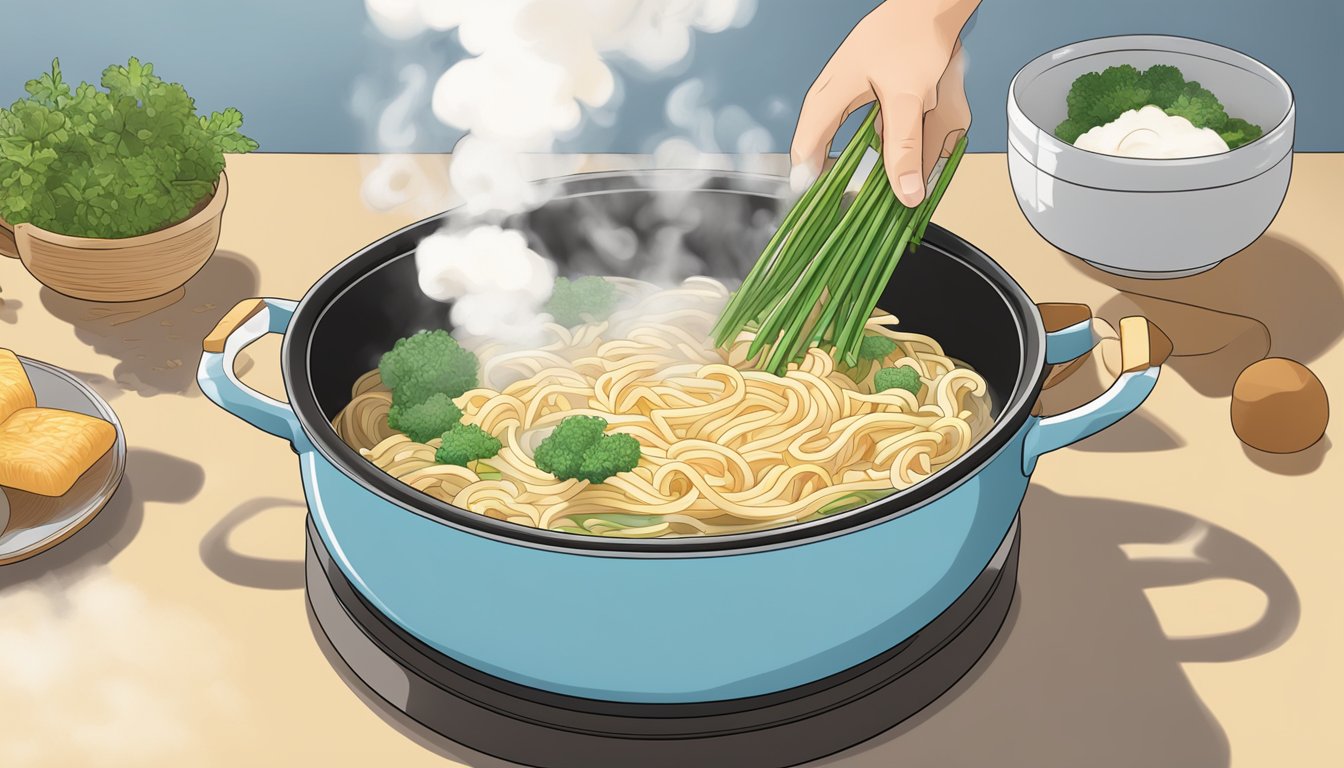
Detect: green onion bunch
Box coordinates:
(712, 105, 968, 375)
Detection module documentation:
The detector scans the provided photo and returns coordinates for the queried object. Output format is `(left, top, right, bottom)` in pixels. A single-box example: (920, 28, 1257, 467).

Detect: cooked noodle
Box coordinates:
(332, 277, 992, 538)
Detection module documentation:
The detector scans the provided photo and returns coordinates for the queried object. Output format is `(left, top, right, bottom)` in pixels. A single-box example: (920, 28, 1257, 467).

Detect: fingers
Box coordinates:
(789, 77, 848, 184)
(873, 89, 925, 207)
(921, 116, 969, 180)
(921, 42, 971, 180)
(790, 75, 870, 189)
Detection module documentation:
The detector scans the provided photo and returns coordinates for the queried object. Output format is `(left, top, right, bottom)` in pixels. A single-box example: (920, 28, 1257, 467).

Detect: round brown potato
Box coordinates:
(1231, 358, 1329, 453)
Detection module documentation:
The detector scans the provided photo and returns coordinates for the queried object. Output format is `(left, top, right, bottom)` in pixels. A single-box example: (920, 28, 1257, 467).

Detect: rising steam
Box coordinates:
(0, 574, 239, 766)
(362, 0, 759, 341)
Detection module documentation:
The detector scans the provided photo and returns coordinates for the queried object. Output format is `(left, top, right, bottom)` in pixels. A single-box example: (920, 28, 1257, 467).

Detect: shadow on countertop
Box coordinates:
(1072, 409, 1185, 453)
(821, 487, 1298, 767)
(305, 487, 1298, 768)
(0, 297, 20, 324)
(825, 487, 1298, 768)
(1069, 233, 1342, 399)
(199, 496, 307, 591)
(1242, 435, 1331, 476)
(0, 448, 205, 592)
(39, 250, 258, 398)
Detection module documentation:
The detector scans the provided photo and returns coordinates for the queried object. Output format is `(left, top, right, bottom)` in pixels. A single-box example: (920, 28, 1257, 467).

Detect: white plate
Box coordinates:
(0, 357, 127, 565)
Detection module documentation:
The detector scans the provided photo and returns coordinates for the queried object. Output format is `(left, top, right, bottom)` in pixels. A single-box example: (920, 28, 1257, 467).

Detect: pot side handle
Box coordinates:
(1023, 306, 1172, 474)
(198, 297, 303, 445)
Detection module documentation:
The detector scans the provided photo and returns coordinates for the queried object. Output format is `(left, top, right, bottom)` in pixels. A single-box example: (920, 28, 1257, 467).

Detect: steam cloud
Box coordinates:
(362, 0, 759, 341)
(416, 224, 556, 344)
(366, 0, 757, 215)
(0, 574, 239, 766)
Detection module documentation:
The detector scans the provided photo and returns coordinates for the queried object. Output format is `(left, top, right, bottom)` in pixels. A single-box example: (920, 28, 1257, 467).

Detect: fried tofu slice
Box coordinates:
(0, 407, 116, 496)
(0, 349, 37, 424)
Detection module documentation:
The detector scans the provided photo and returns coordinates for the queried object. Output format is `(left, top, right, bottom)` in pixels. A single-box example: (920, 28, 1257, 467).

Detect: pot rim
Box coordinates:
(0, 172, 227, 249)
(282, 169, 1048, 556)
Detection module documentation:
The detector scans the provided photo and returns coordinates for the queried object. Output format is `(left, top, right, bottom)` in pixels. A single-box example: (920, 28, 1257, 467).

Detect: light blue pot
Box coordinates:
(198, 171, 1163, 705)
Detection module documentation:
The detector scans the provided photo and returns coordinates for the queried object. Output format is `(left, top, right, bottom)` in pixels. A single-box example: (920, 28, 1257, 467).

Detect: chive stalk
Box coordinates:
(715, 113, 969, 375)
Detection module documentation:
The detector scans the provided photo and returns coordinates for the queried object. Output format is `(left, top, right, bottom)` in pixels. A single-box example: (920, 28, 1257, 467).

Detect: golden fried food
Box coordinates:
(0, 349, 37, 424)
(0, 407, 117, 496)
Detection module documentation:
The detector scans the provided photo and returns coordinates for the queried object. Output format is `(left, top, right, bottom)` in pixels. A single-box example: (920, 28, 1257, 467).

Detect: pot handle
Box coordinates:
(1023, 304, 1172, 474)
(198, 298, 303, 445)
(1039, 302, 1095, 364)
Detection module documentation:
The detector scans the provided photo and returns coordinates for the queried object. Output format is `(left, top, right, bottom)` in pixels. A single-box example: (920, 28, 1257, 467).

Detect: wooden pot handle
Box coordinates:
(1037, 302, 1092, 333)
(203, 298, 268, 353)
(1119, 316, 1174, 372)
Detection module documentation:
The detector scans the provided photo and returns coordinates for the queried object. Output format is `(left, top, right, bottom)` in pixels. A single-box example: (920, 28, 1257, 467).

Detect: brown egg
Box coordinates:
(1231, 358, 1329, 453)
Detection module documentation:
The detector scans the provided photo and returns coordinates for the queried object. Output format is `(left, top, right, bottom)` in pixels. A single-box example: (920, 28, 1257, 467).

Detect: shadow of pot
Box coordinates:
(0, 172, 228, 303)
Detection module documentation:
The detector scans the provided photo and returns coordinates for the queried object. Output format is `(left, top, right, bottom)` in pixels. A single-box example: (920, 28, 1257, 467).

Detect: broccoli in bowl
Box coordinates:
(1054, 64, 1263, 158)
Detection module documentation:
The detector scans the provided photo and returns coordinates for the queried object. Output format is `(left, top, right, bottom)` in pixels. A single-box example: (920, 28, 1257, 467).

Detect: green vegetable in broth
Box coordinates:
(545, 276, 619, 327)
(857, 334, 901, 362)
(534, 415, 642, 484)
(875, 365, 922, 396)
(435, 424, 502, 467)
(388, 393, 463, 443)
(378, 330, 479, 407)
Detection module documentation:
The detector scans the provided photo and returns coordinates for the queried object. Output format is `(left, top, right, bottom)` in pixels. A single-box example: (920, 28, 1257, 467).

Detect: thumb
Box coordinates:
(876, 91, 926, 207)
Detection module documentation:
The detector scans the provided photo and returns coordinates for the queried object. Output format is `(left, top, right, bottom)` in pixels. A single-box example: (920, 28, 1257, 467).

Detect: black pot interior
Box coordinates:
(291, 171, 1040, 553)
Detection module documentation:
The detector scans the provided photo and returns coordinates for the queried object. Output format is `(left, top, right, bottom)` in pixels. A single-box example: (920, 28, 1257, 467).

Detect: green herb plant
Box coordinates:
(1054, 64, 1263, 148)
(0, 58, 258, 238)
(712, 106, 968, 375)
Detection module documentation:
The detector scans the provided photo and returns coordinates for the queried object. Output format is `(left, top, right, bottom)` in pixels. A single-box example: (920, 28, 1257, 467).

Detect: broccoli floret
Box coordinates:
(1219, 117, 1264, 149)
(1064, 70, 1113, 124)
(1164, 81, 1228, 130)
(534, 415, 608, 479)
(545, 276, 618, 327)
(1056, 64, 1260, 150)
(435, 423, 502, 467)
(388, 392, 463, 443)
(533, 415, 641, 483)
(1139, 64, 1186, 109)
(378, 330, 479, 407)
(1088, 83, 1153, 126)
(576, 433, 641, 484)
(1064, 64, 1149, 130)
(857, 334, 900, 362)
(875, 365, 922, 396)
(1054, 117, 1092, 145)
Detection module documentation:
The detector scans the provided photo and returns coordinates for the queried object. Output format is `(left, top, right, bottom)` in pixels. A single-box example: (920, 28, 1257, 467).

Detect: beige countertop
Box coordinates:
(0, 153, 1339, 767)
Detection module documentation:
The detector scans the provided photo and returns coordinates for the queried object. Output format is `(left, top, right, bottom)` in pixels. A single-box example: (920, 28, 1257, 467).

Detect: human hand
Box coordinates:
(790, 0, 977, 207)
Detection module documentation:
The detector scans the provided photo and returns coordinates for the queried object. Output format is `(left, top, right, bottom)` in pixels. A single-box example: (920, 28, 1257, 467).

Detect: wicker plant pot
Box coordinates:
(0, 173, 228, 303)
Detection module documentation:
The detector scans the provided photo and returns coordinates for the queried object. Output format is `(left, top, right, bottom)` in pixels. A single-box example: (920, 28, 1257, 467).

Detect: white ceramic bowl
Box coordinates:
(1007, 34, 1295, 278)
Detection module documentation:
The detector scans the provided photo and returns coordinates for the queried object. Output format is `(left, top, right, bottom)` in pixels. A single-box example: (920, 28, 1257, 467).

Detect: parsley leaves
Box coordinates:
(0, 58, 258, 239)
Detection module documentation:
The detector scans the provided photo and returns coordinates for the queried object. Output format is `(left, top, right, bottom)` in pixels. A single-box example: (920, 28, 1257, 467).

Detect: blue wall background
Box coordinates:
(1, 0, 1338, 153)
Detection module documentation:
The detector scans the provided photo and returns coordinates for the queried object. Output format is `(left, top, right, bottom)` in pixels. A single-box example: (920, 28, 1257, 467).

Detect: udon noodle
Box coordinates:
(333, 277, 992, 538)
